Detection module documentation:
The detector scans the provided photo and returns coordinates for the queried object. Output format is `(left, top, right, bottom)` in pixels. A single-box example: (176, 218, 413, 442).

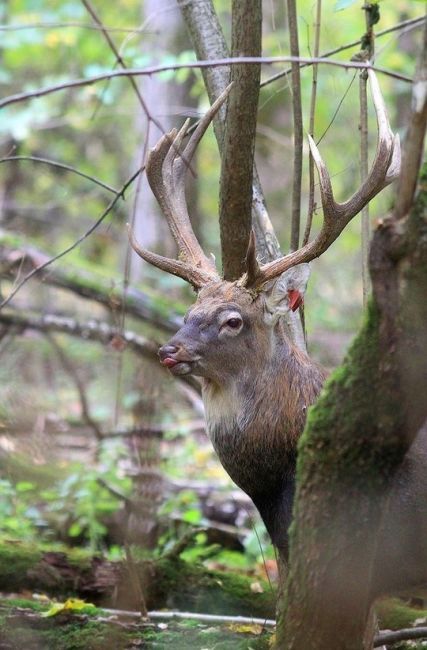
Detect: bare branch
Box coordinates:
(0, 310, 157, 357)
(359, 1, 378, 307)
(261, 15, 426, 88)
(286, 0, 303, 252)
(0, 21, 150, 34)
(374, 627, 427, 647)
(0, 167, 142, 310)
(0, 309, 201, 395)
(47, 333, 103, 442)
(246, 70, 400, 289)
(0, 155, 118, 195)
(0, 231, 183, 333)
(303, 0, 322, 247)
(0, 57, 412, 111)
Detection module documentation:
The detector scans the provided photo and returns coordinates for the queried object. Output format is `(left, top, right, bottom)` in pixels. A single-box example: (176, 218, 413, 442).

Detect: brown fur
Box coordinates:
(160, 280, 326, 557)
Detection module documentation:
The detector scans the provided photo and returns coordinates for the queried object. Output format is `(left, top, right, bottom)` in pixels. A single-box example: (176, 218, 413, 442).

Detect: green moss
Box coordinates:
(376, 597, 427, 630)
(0, 598, 272, 650)
(296, 297, 407, 493)
(0, 542, 42, 591)
(0, 619, 128, 650)
(152, 557, 275, 619)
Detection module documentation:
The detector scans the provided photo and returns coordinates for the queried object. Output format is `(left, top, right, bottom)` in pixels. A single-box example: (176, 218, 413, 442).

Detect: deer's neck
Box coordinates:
(201, 335, 325, 494)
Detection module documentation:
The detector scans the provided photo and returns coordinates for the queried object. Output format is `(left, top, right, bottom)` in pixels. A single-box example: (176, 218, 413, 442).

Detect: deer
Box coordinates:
(128, 69, 402, 563)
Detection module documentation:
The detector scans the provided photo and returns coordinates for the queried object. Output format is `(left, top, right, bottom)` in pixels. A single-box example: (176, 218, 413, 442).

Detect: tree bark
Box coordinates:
(277, 164, 427, 649)
(218, 0, 262, 280)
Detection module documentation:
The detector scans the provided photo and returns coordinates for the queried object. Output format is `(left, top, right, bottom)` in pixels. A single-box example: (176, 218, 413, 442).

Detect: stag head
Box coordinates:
(128, 70, 400, 382)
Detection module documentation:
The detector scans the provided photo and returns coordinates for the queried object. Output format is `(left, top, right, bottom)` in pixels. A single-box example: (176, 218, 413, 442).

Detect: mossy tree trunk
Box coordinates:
(277, 163, 427, 649)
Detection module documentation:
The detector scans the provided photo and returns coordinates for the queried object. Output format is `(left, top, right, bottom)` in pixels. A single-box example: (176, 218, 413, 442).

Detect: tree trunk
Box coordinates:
(218, 0, 262, 280)
(277, 164, 427, 648)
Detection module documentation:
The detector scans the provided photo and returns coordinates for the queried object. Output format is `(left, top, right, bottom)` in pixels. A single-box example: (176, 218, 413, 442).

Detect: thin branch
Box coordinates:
(0, 155, 118, 194)
(374, 627, 427, 647)
(80, 0, 148, 117)
(286, 0, 303, 251)
(360, 1, 377, 307)
(360, 73, 370, 307)
(0, 21, 150, 33)
(0, 232, 183, 333)
(0, 57, 413, 111)
(0, 166, 142, 310)
(103, 608, 276, 627)
(316, 72, 357, 146)
(261, 15, 426, 88)
(0, 310, 158, 358)
(0, 310, 201, 394)
(47, 333, 104, 442)
(303, 0, 322, 247)
(162, 526, 206, 560)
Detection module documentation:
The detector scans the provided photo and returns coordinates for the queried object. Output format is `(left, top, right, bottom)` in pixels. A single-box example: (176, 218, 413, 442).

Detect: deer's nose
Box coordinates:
(158, 344, 180, 367)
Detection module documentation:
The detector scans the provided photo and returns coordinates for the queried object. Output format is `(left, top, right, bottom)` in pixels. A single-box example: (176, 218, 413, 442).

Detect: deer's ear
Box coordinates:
(263, 263, 310, 325)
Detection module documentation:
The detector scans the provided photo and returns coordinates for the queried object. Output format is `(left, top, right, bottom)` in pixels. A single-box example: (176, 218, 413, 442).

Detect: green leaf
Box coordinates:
(182, 509, 202, 524)
(42, 598, 95, 617)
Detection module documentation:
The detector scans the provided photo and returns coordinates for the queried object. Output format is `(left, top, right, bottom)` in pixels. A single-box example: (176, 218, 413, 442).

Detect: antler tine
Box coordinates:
(245, 69, 401, 290)
(126, 224, 215, 290)
(145, 85, 233, 281)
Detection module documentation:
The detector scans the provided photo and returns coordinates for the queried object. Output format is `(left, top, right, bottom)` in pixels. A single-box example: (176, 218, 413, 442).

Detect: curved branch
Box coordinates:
(0, 156, 119, 194)
(0, 310, 201, 394)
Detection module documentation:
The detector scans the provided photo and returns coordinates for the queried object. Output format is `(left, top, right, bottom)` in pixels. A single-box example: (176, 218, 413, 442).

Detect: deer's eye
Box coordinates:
(218, 311, 243, 335)
(226, 317, 242, 329)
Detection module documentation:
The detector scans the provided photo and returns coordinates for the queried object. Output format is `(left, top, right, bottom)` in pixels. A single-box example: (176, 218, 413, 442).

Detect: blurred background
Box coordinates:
(0, 0, 423, 596)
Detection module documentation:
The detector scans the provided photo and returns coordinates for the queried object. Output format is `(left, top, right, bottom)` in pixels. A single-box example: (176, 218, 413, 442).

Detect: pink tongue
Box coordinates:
(162, 357, 179, 368)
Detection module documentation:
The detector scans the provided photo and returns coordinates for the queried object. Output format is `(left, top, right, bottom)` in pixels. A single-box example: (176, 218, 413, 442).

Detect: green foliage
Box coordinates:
(376, 597, 427, 630)
(0, 478, 44, 540)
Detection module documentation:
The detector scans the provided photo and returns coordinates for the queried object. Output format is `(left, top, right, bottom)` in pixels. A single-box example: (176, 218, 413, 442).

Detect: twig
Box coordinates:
(261, 15, 426, 88)
(0, 156, 118, 194)
(0, 21, 151, 33)
(286, 0, 303, 252)
(0, 166, 142, 310)
(0, 310, 201, 394)
(103, 607, 276, 627)
(0, 231, 183, 333)
(315, 72, 357, 146)
(303, 0, 322, 247)
(47, 333, 104, 442)
(0, 57, 413, 111)
(374, 627, 427, 647)
(163, 526, 206, 560)
(0, 311, 159, 357)
(80, 0, 151, 119)
(360, 3, 376, 307)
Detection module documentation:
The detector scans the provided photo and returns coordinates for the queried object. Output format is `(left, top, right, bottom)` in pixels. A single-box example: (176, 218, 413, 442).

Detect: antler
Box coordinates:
(128, 85, 234, 289)
(245, 69, 401, 290)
